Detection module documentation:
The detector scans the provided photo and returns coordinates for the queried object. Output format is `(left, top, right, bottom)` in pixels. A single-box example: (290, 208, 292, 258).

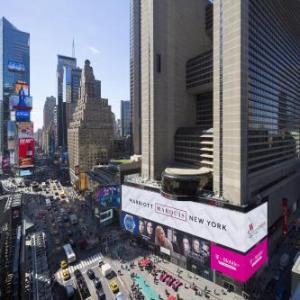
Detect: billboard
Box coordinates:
(7, 121, 16, 150)
(211, 239, 268, 282)
(20, 169, 33, 176)
(95, 185, 121, 209)
(120, 211, 211, 276)
(122, 185, 268, 253)
(9, 95, 32, 110)
(2, 155, 10, 171)
(18, 138, 34, 168)
(8, 61, 25, 72)
(16, 110, 30, 121)
(9, 151, 16, 166)
(15, 82, 29, 96)
(17, 122, 33, 139)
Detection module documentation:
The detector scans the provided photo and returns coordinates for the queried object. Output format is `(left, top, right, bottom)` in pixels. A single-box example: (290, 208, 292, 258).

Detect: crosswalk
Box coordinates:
(56, 253, 102, 281)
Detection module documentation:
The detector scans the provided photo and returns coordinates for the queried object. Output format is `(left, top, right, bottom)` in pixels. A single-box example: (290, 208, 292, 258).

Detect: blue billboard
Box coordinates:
(16, 110, 30, 121)
(120, 211, 139, 235)
(95, 185, 121, 209)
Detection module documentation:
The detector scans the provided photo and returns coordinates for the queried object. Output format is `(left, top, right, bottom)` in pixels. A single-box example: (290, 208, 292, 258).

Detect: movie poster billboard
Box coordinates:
(15, 82, 29, 96)
(18, 138, 34, 168)
(95, 185, 121, 209)
(7, 121, 16, 150)
(10, 96, 32, 111)
(2, 155, 10, 172)
(17, 122, 33, 139)
(120, 211, 211, 269)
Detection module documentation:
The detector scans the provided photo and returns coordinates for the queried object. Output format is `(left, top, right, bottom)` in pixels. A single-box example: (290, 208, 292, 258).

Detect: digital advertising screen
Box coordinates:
(15, 82, 29, 96)
(9, 95, 32, 110)
(18, 138, 35, 168)
(122, 185, 268, 253)
(8, 61, 25, 72)
(7, 121, 16, 150)
(95, 185, 121, 209)
(2, 155, 10, 171)
(20, 169, 33, 177)
(17, 122, 33, 139)
(16, 110, 30, 122)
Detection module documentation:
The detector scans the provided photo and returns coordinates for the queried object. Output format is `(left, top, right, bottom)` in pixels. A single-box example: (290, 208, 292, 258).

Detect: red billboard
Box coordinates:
(18, 138, 35, 168)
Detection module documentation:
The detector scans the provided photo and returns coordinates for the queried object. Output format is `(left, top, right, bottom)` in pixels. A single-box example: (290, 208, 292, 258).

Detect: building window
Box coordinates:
(156, 54, 161, 73)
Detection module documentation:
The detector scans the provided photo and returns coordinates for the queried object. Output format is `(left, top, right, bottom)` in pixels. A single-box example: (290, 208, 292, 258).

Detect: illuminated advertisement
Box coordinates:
(7, 121, 16, 150)
(9, 95, 32, 110)
(120, 211, 211, 267)
(95, 185, 121, 209)
(9, 151, 15, 166)
(211, 239, 268, 282)
(17, 122, 33, 139)
(100, 209, 114, 224)
(2, 155, 10, 171)
(16, 110, 30, 121)
(8, 61, 25, 72)
(18, 138, 35, 168)
(20, 169, 33, 176)
(15, 82, 29, 96)
(122, 185, 268, 253)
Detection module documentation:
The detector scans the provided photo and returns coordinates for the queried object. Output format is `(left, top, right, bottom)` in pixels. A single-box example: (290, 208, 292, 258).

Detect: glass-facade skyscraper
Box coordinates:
(121, 100, 131, 137)
(0, 17, 30, 153)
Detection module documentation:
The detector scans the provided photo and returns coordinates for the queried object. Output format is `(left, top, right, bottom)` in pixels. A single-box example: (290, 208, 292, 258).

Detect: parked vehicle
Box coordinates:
(101, 263, 113, 278)
(87, 269, 95, 280)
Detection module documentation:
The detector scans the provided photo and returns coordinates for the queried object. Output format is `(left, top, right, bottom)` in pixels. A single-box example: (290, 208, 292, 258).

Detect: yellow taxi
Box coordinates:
(62, 269, 71, 281)
(109, 280, 119, 294)
(60, 260, 68, 269)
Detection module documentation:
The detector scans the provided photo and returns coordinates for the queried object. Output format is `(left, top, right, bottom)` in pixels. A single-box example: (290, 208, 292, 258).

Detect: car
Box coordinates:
(60, 260, 68, 269)
(87, 269, 95, 280)
(109, 280, 119, 294)
(106, 270, 117, 280)
(74, 269, 82, 279)
(98, 259, 104, 267)
(94, 278, 102, 290)
(62, 269, 71, 281)
(97, 290, 106, 300)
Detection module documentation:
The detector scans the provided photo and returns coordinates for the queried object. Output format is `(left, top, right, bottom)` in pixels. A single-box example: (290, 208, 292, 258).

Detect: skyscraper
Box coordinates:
(130, 0, 141, 154)
(57, 55, 76, 150)
(122, 0, 300, 296)
(121, 100, 131, 137)
(42, 96, 56, 155)
(68, 60, 114, 184)
(0, 17, 30, 153)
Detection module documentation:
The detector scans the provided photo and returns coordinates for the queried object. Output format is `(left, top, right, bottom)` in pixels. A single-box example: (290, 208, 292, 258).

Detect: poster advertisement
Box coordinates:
(18, 138, 34, 168)
(10, 95, 32, 110)
(211, 239, 268, 282)
(95, 185, 121, 209)
(17, 122, 33, 139)
(16, 110, 30, 121)
(15, 81, 29, 96)
(7, 121, 16, 150)
(8, 61, 25, 72)
(2, 155, 10, 172)
(122, 185, 268, 253)
(120, 211, 211, 269)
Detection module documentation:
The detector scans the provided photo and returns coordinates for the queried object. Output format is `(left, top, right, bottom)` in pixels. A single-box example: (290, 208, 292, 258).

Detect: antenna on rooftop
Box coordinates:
(72, 38, 75, 58)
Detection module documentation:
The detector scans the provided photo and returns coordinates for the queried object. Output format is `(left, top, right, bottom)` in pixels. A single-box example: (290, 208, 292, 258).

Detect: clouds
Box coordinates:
(89, 46, 100, 54)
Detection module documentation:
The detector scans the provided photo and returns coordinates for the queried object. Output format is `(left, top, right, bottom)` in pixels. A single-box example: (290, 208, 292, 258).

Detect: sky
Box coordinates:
(1, 0, 130, 130)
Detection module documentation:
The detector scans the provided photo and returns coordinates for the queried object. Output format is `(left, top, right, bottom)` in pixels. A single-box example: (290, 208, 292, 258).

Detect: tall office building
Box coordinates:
(57, 55, 77, 151)
(122, 0, 300, 296)
(95, 79, 101, 100)
(42, 96, 56, 155)
(0, 17, 30, 153)
(130, 0, 141, 154)
(68, 60, 114, 184)
(121, 100, 131, 137)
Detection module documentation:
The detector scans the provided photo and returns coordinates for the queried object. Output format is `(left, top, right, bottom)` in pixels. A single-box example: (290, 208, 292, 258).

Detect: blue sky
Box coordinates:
(1, 0, 130, 129)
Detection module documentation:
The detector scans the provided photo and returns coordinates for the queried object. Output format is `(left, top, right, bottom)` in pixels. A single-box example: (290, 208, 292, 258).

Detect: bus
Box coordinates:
(63, 243, 76, 263)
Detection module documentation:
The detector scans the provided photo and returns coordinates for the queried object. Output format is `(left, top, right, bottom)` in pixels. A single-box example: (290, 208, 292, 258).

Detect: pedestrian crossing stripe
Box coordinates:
(55, 253, 102, 280)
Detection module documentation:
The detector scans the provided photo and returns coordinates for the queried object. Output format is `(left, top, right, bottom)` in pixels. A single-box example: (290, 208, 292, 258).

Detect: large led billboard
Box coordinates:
(95, 185, 121, 209)
(120, 211, 212, 277)
(16, 110, 30, 121)
(8, 61, 25, 72)
(211, 239, 268, 282)
(122, 185, 268, 253)
(17, 122, 33, 139)
(7, 121, 16, 150)
(15, 82, 29, 96)
(9, 95, 32, 110)
(18, 138, 35, 168)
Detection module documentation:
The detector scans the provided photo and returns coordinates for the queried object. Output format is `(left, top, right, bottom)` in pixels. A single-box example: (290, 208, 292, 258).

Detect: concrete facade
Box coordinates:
(68, 60, 114, 182)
